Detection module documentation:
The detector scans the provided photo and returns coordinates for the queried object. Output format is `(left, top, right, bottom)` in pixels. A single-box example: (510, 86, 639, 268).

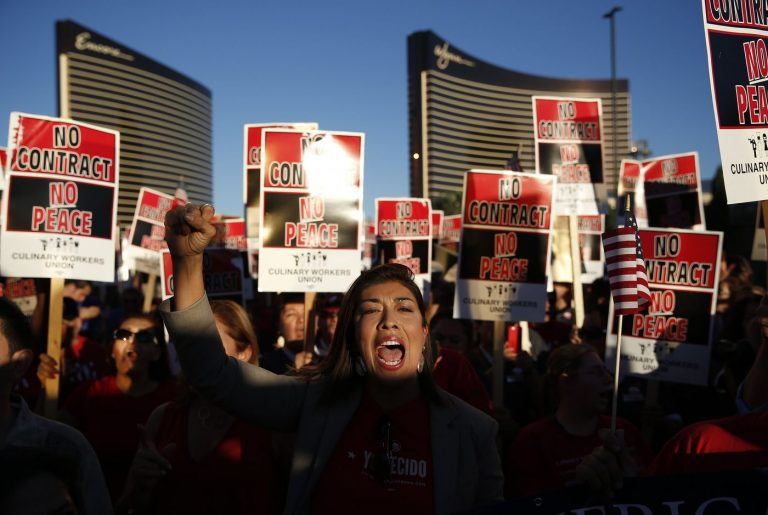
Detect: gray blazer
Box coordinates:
(160, 295, 504, 514)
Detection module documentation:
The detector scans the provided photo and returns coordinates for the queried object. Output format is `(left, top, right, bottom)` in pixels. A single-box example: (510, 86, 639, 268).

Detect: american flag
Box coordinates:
(602, 210, 650, 315)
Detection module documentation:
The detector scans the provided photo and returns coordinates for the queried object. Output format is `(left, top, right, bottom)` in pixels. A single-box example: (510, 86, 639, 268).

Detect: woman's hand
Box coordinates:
(37, 352, 61, 383)
(570, 430, 626, 497)
(164, 204, 217, 261)
(164, 204, 216, 310)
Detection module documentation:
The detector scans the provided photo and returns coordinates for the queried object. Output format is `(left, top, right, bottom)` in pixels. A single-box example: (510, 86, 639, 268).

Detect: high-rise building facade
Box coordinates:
(56, 20, 212, 227)
(408, 30, 630, 202)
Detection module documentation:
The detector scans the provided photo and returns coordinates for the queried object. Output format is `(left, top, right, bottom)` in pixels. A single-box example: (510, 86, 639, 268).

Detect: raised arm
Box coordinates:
(162, 204, 307, 430)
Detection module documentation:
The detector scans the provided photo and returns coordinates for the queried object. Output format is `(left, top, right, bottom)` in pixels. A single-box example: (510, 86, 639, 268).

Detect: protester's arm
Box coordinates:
(162, 204, 307, 430)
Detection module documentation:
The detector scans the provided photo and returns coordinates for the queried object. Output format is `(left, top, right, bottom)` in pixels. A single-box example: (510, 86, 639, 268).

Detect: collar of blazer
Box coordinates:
(294, 384, 464, 514)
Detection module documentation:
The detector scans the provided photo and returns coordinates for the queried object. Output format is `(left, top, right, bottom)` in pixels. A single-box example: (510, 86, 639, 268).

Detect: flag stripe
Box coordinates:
(602, 212, 650, 316)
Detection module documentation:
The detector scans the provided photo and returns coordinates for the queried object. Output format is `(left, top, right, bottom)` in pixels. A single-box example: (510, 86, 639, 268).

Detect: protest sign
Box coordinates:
(552, 215, 605, 284)
(125, 188, 183, 275)
(362, 221, 376, 270)
(453, 170, 555, 322)
(212, 217, 247, 251)
(210, 217, 252, 300)
(606, 228, 723, 386)
(440, 214, 461, 253)
(465, 469, 768, 515)
(257, 129, 364, 292)
(0, 145, 7, 191)
(532, 97, 603, 215)
(3, 278, 37, 316)
(0, 113, 119, 282)
(244, 123, 317, 279)
(375, 198, 432, 289)
(753, 206, 766, 261)
(702, 2, 768, 203)
(160, 248, 244, 303)
(431, 209, 444, 242)
(641, 152, 705, 229)
(618, 159, 648, 225)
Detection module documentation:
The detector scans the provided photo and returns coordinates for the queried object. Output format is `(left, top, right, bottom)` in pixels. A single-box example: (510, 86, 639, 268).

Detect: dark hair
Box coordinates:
(0, 298, 34, 353)
(0, 446, 82, 511)
(428, 313, 473, 356)
(62, 298, 80, 322)
(211, 300, 260, 363)
(299, 264, 441, 404)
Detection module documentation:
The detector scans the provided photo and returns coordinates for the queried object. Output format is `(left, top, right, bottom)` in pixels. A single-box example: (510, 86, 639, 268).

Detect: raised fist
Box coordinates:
(164, 204, 217, 259)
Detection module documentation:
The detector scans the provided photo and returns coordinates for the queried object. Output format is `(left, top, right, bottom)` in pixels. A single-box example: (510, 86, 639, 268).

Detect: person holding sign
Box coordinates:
(38, 312, 175, 498)
(161, 203, 503, 514)
(505, 344, 651, 498)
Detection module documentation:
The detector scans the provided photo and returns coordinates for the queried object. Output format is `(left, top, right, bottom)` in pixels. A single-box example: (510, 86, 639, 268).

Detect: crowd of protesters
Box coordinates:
(0, 203, 765, 514)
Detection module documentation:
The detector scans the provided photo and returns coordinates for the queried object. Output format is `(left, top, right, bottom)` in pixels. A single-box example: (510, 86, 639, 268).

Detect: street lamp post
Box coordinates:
(604, 6, 622, 208)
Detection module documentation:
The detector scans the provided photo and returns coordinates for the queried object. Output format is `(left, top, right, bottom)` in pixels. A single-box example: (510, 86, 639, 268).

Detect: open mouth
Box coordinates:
(375, 338, 406, 371)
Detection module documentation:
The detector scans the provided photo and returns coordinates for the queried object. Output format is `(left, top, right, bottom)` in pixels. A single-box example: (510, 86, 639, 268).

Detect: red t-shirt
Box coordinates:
(149, 401, 284, 514)
(433, 348, 493, 415)
(62, 335, 109, 398)
(506, 415, 652, 497)
(63, 375, 177, 498)
(648, 412, 768, 476)
(311, 391, 434, 514)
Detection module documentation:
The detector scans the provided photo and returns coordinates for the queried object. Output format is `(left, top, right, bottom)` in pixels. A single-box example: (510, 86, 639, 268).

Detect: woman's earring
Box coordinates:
(276, 336, 285, 349)
(354, 356, 367, 376)
(417, 354, 425, 374)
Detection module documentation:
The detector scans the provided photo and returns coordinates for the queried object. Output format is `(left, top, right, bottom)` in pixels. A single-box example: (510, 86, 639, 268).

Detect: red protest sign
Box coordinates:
(362, 221, 376, 270)
(641, 152, 705, 229)
(431, 210, 444, 241)
(243, 123, 318, 278)
(375, 198, 432, 286)
(607, 228, 723, 386)
(125, 187, 184, 275)
(258, 129, 364, 292)
(161, 248, 245, 303)
(0, 113, 119, 281)
(440, 214, 462, 251)
(454, 170, 555, 322)
(212, 217, 247, 251)
(0, 146, 6, 190)
(702, 2, 768, 203)
(533, 97, 604, 215)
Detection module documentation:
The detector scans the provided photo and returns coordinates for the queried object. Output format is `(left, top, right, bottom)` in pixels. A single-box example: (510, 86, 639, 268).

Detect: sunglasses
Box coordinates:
(112, 328, 158, 346)
(367, 415, 395, 490)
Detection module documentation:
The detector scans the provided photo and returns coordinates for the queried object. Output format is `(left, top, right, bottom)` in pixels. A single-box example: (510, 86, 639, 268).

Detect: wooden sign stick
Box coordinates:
(303, 292, 317, 354)
(143, 273, 157, 313)
(43, 278, 64, 418)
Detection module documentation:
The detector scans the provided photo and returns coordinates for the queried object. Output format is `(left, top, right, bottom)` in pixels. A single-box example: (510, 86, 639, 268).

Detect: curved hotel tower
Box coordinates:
(56, 20, 212, 227)
(408, 30, 630, 201)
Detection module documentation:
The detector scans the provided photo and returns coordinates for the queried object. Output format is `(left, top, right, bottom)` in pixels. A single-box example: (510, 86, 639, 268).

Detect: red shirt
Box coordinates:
(149, 402, 284, 515)
(62, 335, 109, 398)
(506, 415, 652, 497)
(433, 348, 493, 415)
(311, 391, 435, 515)
(63, 375, 176, 498)
(648, 412, 768, 476)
